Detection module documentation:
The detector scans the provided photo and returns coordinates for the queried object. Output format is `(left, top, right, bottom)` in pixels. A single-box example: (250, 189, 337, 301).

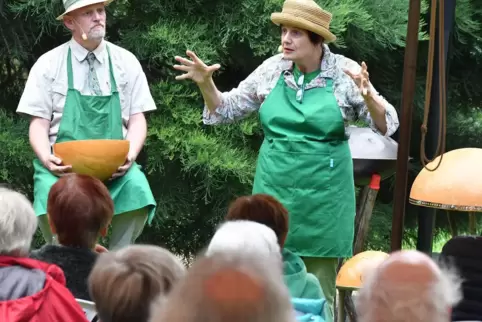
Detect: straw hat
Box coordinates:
(271, 0, 336, 43)
(56, 0, 114, 21)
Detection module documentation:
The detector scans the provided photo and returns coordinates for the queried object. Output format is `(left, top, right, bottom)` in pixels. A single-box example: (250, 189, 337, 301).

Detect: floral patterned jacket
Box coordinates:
(202, 44, 399, 137)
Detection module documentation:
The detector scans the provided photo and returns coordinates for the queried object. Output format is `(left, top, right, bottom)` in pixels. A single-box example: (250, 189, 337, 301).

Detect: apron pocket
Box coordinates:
(259, 145, 333, 191)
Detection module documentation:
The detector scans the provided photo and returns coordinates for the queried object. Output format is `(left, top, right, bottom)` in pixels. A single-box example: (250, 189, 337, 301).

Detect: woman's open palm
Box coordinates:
(174, 50, 220, 84)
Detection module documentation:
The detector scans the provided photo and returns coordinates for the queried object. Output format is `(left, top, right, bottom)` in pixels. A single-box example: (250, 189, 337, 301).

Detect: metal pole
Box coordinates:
(390, 0, 422, 251)
(417, 0, 457, 255)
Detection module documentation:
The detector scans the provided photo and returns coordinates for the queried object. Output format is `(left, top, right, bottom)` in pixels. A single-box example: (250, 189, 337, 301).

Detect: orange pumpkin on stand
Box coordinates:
(410, 147, 482, 212)
(53, 139, 129, 182)
(336, 250, 389, 290)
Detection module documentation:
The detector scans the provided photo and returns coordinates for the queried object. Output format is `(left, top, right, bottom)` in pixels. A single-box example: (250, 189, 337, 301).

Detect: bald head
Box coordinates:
(150, 251, 294, 322)
(356, 250, 462, 322)
(376, 250, 440, 284)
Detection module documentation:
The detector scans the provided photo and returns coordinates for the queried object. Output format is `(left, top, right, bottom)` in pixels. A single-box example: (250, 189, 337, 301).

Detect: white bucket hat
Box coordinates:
(56, 0, 114, 21)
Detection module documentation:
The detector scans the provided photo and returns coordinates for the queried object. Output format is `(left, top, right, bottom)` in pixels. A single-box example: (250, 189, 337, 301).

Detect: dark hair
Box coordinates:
(280, 25, 325, 45)
(47, 173, 113, 248)
(225, 194, 289, 248)
(308, 31, 324, 45)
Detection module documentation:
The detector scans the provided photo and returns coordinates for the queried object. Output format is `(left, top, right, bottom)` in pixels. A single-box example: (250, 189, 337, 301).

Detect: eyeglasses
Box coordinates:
(296, 74, 305, 103)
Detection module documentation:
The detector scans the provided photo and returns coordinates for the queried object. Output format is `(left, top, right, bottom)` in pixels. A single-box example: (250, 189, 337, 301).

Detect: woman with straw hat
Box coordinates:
(174, 0, 399, 319)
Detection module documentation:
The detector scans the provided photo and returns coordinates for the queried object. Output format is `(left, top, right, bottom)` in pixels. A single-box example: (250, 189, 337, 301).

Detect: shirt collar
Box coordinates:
(69, 38, 106, 65)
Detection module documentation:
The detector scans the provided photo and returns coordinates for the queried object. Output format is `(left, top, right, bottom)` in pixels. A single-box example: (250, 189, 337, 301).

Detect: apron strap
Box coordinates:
(67, 47, 74, 90)
(106, 45, 118, 93)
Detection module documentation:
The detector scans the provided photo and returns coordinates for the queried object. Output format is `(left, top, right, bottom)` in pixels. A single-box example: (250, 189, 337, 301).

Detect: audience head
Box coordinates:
(88, 244, 186, 322)
(226, 194, 289, 247)
(206, 220, 281, 261)
(47, 173, 113, 248)
(151, 251, 294, 322)
(356, 250, 462, 322)
(0, 186, 37, 256)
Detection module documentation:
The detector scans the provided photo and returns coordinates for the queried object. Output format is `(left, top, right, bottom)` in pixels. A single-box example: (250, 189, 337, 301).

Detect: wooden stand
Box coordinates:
(354, 176, 381, 255)
(390, 0, 422, 251)
(335, 174, 381, 322)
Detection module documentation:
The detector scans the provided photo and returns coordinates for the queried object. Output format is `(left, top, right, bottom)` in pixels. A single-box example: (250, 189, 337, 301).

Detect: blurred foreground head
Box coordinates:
(0, 186, 37, 256)
(89, 244, 186, 322)
(151, 251, 294, 322)
(356, 250, 462, 322)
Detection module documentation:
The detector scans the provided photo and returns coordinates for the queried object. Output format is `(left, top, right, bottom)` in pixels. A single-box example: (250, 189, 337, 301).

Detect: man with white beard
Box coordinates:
(16, 0, 157, 251)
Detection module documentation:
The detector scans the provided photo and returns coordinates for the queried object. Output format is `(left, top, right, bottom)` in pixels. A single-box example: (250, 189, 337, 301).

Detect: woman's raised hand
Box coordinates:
(174, 50, 220, 84)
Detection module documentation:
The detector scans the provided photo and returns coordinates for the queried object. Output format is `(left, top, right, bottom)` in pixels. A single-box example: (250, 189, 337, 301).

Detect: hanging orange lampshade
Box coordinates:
(409, 148, 482, 212)
(53, 139, 129, 182)
(336, 250, 389, 290)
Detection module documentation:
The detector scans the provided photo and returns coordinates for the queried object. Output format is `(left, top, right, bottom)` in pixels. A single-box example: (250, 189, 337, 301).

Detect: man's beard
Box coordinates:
(88, 27, 106, 41)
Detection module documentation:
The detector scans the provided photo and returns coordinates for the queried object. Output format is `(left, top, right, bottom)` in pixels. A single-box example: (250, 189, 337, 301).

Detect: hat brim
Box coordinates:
(271, 12, 336, 43)
(56, 0, 114, 21)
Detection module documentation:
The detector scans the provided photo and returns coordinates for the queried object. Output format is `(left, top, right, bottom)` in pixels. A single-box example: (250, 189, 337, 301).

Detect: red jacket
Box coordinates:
(0, 256, 89, 322)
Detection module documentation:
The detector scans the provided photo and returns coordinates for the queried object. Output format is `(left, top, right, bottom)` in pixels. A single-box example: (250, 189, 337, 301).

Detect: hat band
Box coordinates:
(282, 8, 331, 29)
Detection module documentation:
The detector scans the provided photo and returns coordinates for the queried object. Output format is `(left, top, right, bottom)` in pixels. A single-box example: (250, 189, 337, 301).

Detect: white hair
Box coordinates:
(0, 187, 38, 256)
(206, 220, 281, 261)
(356, 259, 463, 322)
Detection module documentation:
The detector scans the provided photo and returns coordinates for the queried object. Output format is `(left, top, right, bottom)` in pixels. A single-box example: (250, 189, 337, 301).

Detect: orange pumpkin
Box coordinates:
(53, 139, 129, 182)
(336, 250, 389, 290)
(410, 148, 482, 212)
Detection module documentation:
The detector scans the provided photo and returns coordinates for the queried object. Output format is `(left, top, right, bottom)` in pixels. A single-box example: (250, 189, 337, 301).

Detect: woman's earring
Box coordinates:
(278, 45, 283, 53)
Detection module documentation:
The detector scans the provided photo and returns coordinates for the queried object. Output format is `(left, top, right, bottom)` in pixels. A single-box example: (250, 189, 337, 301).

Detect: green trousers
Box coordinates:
(37, 207, 148, 250)
(303, 257, 338, 322)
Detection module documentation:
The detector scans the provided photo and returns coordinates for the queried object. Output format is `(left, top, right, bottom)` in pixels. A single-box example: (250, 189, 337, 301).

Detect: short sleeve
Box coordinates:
(16, 57, 53, 120)
(128, 56, 157, 115)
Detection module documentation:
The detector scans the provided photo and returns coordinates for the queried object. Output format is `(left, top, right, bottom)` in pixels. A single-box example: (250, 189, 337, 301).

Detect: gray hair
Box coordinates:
(0, 187, 37, 256)
(89, 244, 187, 322)
(356, 258, 463, 322)
(206, 220, 281, 260)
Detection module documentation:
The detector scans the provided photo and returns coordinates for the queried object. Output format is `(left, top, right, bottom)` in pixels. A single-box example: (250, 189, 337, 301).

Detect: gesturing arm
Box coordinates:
(198, 77, 222, 113)
(343, 59, 400, 136)
(174, 50, 264, 125)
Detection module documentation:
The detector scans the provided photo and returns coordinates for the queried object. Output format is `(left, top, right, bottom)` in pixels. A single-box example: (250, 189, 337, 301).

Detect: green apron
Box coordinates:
(32, 46, 157, 224)
(252, 68, 356, 258)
